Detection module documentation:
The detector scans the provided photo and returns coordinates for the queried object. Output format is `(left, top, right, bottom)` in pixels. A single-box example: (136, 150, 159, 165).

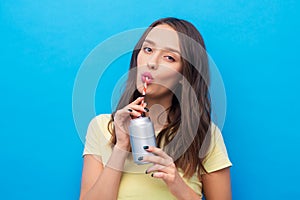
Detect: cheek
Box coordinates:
(174, 62, 183, 73)
(137, 52, 145, 67)
(157, 69, 182, 89)
(161, 63, 182, 79)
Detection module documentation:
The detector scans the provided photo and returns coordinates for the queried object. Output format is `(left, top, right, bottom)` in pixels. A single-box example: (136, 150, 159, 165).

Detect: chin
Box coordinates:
(136, 85, 143, 93)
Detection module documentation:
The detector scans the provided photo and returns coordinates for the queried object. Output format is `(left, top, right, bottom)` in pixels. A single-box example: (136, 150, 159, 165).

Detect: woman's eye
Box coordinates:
(165, 56, 175, 62)
(143, 47, 152, 53)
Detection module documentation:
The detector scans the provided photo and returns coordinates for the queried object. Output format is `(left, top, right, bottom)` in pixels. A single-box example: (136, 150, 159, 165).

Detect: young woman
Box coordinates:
(80, 17, 232, 200)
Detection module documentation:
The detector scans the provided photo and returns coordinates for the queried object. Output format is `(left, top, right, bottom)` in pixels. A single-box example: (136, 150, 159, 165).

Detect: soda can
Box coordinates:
(129, 117, 156, 164)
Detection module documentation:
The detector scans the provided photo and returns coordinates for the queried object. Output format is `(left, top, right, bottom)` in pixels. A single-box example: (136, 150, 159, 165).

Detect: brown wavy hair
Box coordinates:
(108, 17, 211, 179)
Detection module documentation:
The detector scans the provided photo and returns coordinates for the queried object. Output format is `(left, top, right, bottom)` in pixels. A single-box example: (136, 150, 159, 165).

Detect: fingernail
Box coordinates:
(144, 107, 149, 112)
(127, 109, 132, 112)
(151, 173, 154, 177)
(145, 170, 148, 174)
(138, 156, 143, 161)
(143, 146, 149, 150)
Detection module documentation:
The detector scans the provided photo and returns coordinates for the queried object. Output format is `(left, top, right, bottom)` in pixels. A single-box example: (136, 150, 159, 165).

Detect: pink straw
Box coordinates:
(138, 77, 148, 117)
(141, 77, 148, 106)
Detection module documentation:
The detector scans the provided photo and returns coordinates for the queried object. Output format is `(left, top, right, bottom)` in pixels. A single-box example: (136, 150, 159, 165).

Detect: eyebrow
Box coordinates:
(144, 39, 181, 55)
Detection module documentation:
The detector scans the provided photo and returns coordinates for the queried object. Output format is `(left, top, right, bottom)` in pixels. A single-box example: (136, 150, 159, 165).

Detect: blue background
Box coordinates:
(1, 0, 299, 199)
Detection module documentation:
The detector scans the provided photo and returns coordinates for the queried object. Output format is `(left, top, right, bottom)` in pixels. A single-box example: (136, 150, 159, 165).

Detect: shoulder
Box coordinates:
(88, 114, 112, 129)
(87, 114, 112, 140)
(83, 114, 112, 157)
(207, 122, 224, 148)
(201, 122, 232, 173)
(210, 122, 221, 136)
(199, 122, 222, 157)
(90, 113, 111, 124)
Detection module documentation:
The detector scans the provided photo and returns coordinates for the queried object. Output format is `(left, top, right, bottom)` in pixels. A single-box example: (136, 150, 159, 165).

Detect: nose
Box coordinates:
(147, 62, 157, 70)
(147, 52, 159, 70)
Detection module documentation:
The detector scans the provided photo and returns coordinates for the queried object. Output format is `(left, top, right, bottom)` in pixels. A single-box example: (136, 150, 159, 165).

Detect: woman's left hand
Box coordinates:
(141, 146, 198, 199)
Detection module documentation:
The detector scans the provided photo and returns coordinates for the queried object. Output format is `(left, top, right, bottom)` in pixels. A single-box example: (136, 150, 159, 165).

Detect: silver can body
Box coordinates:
(129, 117, 156, 165)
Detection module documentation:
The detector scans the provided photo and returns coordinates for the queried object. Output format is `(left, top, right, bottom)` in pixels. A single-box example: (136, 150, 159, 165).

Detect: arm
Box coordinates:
(201, 167, 232, 200)
(79, 145, 129, 200)
(79, 155, 103, 200)
(80, 97, 147, 200)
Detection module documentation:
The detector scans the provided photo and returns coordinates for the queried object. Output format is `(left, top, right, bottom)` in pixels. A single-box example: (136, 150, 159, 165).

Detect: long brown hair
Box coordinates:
(108, 17, 211, 179)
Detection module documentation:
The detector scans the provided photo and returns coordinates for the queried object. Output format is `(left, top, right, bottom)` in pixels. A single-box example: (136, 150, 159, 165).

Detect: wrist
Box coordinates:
(106, 145, 130, 171)
(171, 177, 200, 200)
(115, 142, 130, 151)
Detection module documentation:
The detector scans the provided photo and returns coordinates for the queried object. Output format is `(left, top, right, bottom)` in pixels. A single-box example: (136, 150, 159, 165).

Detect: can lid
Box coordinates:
(130, 116, 151, 125)
(129, 117, 155, 137)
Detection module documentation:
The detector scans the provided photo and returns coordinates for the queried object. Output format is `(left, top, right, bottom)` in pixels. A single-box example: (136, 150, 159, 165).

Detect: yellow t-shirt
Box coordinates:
(83, 114, 232, 200)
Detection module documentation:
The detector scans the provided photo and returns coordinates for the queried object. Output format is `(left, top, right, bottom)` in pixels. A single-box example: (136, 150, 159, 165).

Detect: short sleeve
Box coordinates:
(82, 114, 112, 157)
(202, 124, 232, 173)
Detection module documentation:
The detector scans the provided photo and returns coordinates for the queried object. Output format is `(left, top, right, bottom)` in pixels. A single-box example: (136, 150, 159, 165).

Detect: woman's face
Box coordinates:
(136, 24, 182, 99)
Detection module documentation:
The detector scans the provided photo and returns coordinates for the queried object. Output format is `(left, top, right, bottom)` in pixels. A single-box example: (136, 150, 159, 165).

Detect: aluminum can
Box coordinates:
(129, 117, 156, 164)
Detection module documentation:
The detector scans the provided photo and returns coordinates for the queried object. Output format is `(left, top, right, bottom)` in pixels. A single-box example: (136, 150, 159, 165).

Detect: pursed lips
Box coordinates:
(141, 72, 154, 83)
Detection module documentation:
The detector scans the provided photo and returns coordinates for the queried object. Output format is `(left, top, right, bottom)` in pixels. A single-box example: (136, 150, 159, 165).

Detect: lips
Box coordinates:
(141, 72, 153, 83)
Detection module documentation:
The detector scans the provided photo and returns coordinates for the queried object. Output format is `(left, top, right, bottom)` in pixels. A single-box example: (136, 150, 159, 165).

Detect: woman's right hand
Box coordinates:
(113, 97, 147, 151)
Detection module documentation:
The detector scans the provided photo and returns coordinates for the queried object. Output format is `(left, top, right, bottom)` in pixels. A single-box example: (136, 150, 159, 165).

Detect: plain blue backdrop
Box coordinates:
(1, 0, 299, 199)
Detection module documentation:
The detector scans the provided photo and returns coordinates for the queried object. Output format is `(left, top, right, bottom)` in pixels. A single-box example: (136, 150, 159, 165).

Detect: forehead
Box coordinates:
(145, 24, 180, 51)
